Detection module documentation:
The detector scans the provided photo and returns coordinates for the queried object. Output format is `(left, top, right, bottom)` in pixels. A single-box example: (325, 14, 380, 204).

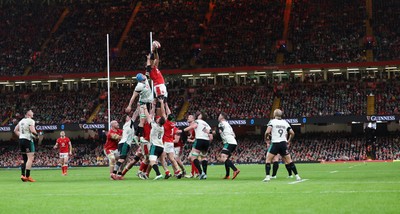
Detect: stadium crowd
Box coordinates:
(1, 79, 399, 125)
(285, 0, 367, 65)
(1, 133, 399, 167)
(0, 5, 62, 76)
(280, 82, 367, 117)
(372, 0, 400, 61)
(1, 0, 399, 76)
(199, 0, 283, 67)
(3, 87, 99, 125)
(186, 86, 274, 120)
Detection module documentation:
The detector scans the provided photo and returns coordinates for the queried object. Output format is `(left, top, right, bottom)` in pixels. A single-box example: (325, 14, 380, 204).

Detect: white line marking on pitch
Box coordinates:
(329, 171, 338, 173)
(288, 179, 309, 184)
(349, 164, 363, 168)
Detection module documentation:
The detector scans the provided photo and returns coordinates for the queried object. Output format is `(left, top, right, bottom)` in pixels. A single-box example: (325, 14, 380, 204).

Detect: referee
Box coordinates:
(263, 109, 301, 182)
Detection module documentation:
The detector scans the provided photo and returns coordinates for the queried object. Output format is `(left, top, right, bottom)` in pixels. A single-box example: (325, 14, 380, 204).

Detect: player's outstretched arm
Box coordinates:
(184, 122, 197, 132)
(131, 106, 140, 122)
(53, 141, 58, 149)
(126, 91, 139, 113)
(144, 105, 153, 124)
(159, 98, 166, 118)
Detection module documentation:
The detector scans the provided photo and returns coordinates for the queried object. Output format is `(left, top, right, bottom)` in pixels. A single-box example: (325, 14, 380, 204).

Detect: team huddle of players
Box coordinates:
(13, 41, 302, 182)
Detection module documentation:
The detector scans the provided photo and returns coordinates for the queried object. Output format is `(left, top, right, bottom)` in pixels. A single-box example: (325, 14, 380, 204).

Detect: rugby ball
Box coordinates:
(152, 40, 161, 49)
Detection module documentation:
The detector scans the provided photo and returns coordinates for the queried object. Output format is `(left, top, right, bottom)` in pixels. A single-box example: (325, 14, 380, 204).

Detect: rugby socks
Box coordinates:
(224, 161, 230, 176)
(191, 161, 198, 175)
(201, 160, 208, 174)
(265, 163, 271, 176)
(225, 159, 237, 174)
(193, 159, 202, 174)
(272, 161, 279, 177)
(285, 164, 293, 176)
(26, 169, 31, 178)
(21, 154, 27, 176)
(152, 165, 161, 176)
(289, 162, 298, 175)
(115, 162, 122, 175)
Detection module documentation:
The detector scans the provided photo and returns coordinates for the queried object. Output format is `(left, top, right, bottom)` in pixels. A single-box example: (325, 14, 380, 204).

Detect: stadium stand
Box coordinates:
(285, 0, 367, 65)
(0, 5, 62, 76)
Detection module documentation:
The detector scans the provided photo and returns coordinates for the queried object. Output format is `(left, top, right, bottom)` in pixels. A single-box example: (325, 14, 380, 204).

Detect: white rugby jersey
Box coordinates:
(150, 121, 164, 148)
(18, 118, 35, 141)
(134, 80, 153, 103)
(218, 120, 237, 145)
(267, 119, 292, 143)
(195, 119, 211, 140)
(119, 120, 135, 146)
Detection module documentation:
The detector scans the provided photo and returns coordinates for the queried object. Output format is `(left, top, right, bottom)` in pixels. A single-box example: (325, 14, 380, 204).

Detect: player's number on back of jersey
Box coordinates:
(158, 133, 162, 139)
(278, 129, 284, 137)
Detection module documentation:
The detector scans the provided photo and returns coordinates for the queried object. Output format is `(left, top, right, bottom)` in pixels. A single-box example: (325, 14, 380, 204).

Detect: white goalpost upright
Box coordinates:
(106, 34, 111, 131)
(149, 32, 154, 96)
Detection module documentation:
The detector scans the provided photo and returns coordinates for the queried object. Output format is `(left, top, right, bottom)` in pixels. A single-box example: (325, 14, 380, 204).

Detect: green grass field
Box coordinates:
(1, 162, 399, 214)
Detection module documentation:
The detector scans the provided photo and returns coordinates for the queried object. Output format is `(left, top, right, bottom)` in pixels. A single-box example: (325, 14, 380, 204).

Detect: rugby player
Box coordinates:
(112, 113, 137, 180)
(263, 109, 301, 182)
(184, 114, 200, 178)
(147, 40, 167, 100)
(144, 98, 166, 180)
(104, 120, 122, 179)
(173, 127, 186, 176)
(53, 131, 72, 176)
(184, 112, 213, 180)
(14, 110, 38, 182)
(217, 112, 240, 180)
(160, 102, 182, 179)
(125, 73, 153, 139)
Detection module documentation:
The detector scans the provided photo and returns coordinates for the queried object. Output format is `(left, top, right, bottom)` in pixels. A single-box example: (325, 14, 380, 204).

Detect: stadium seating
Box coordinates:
(285, 0, 367, 64)
(1, 0, 399, 76)
(5, 87, 99, 125)
(186, 86, 274, 119)
(0, 5, 63, 76)
(372, 0, 400, 61)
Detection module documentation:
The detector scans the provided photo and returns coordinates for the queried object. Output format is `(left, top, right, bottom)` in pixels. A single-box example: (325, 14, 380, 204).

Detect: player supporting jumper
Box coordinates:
(125, 73, 153, 139)
(217, 112, 240, 180)
(14, 110, 38, 182)
(53, 131, 72, 176)
(121, 121, 151, 180)
(160, 102, 182, 179)
(112, 112, 138, 180)
(144, 98, 166, 180)
(263, 109, 301, 182)
(184, 112, 213, 180)
(104, 120, 122, 179)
